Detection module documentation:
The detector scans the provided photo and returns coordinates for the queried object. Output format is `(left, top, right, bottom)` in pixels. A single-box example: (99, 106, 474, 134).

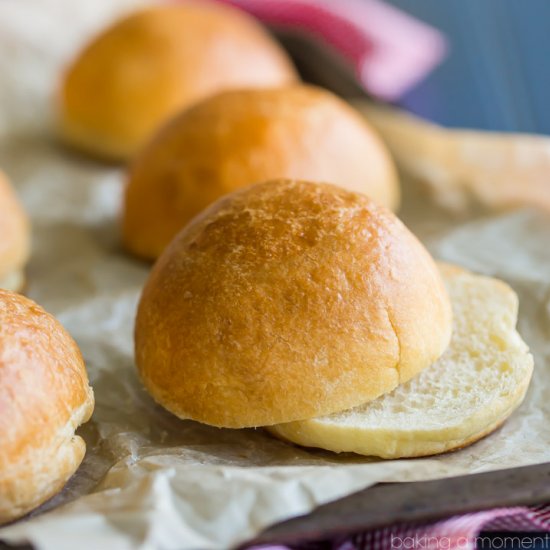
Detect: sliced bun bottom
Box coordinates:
(268, 264, 534, 458)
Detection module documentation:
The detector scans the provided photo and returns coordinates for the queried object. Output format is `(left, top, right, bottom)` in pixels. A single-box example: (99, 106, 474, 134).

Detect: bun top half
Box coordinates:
(0, 171, 29, 289)
(135, 180, 451, 428)
(59, 2, 297, 161)
(123, 85, 400, 260)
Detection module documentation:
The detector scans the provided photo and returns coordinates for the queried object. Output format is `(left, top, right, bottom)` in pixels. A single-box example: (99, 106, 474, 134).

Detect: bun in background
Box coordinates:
(123, 85, 400, 260)
(59, 2, 298, 161)
(0, 171, 30, 292)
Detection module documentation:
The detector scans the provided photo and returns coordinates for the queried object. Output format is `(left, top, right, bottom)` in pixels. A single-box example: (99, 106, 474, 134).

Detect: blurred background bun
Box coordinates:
(0, 291, 94, 524)
(135, 179, 450, 428)
(123, 85, 400, 260)
(0, 171, 30, 292)
(59, 2, 298, 161)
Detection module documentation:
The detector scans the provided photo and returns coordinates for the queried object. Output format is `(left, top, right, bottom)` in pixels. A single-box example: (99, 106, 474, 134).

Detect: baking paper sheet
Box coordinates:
(0, 2, 549, 549)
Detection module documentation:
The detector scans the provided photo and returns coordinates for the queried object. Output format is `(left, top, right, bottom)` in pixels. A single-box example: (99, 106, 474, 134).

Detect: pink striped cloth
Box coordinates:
(248, 504, 550, 549)
(216, 0, 447, 100)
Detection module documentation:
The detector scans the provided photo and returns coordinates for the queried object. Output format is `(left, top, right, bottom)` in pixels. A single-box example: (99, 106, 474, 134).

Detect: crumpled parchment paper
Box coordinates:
(0, 2, 549, 549)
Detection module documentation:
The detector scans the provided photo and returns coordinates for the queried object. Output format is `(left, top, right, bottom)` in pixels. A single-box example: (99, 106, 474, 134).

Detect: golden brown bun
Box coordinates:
(0, 171, 30, 292)
(0, 291, 94, 524)
(59, 2, 298, 161)
(135, 179, 451, 428)
(123, 86, 400, 260)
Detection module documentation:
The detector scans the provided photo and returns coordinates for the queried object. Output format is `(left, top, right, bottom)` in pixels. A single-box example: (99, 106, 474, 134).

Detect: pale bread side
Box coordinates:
(0, 269, 25, 293)
(268, 264, 534, 458)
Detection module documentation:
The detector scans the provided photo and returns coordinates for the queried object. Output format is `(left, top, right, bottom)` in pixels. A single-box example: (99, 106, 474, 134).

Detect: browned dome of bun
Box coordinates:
(135, 180, 451, 429)
(123, 85, 400, 260)
(0, 291, 94, 524)
(0, 171, 30, 292)
(59, 2, 297, 161)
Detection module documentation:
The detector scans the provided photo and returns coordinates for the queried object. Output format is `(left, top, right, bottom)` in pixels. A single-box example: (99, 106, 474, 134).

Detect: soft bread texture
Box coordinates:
(268, 264, 534, 458)
(59, 2, 297, 161)
(123, 85, 399, 260)
(0, 172, 29, 292)
(0, 291, 94, 524)
(135, 180, 451, 428)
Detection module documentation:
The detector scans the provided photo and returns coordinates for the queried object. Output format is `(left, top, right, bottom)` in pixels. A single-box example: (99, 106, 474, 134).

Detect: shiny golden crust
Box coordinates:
(123, 85, 400, 260)
(0, 172, 29, 291)
(59, 2, 297, 161)
(135, 179, 451, 428)
(0, 291, 94, 524)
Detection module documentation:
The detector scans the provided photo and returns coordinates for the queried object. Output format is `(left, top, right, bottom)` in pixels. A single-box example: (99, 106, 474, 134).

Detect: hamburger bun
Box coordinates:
(59, 2, 297, 161)
(135, 179, 451, 428)
(0, 291, 94, 524)
(123, 86, 400, 260)
(268, 264, 534, 458)
(0, 172, 30, 292)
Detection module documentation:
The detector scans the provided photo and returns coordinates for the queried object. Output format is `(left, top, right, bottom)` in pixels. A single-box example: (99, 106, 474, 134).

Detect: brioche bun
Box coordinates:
(0, 172, 30, 292)
(59, 2, 297, 161)
(123, 86, 400, 260)
(135, 179, 451, 428)
(0, 291, 94, 524)
(269, 264, 534, 458)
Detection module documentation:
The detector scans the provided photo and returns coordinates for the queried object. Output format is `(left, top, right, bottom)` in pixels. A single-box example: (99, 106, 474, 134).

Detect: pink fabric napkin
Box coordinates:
(248, 504, 550, 549)
(216, 0, 447, 100)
